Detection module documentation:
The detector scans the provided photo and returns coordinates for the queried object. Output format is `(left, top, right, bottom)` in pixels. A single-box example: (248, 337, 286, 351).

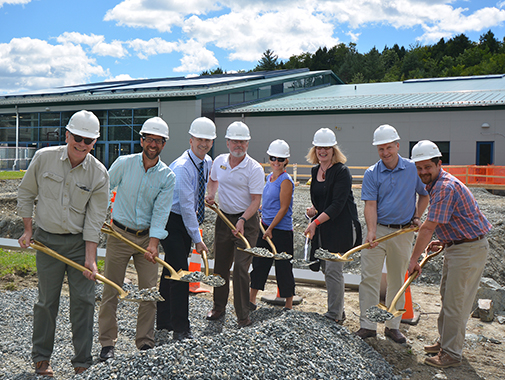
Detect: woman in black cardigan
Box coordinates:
(304, 128, 361, 324)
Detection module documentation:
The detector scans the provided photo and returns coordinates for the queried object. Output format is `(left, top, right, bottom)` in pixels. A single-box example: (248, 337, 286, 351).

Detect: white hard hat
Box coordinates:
(189, 117, 217, 139)
(267, 139, 290, 158)
(66, 110, 100, 139)
(312, 128, 337, 147)
(372, 124, 400, 145)
(140, 117, 169, 139)
(225, 121, 251, 140)
(411, 140, 442, 162)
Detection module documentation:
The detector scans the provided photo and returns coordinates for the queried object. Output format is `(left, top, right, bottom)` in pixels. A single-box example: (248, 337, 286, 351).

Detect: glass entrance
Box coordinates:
(476, 142, 494, 165)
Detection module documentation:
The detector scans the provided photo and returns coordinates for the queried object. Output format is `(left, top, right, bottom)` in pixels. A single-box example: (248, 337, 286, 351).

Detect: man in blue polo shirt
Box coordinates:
(354, 125, 429, 343)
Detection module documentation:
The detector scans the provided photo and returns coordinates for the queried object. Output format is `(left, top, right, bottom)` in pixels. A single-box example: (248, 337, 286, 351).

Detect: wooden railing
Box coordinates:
(260, 163, 505, 189)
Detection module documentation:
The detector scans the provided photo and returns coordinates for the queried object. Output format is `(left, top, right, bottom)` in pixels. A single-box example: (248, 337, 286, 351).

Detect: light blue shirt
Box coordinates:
(109, 153, 176, 240)
(361, 154, 428, 225)
(170, 149, 212, 244)
(261, 171, 294, 231)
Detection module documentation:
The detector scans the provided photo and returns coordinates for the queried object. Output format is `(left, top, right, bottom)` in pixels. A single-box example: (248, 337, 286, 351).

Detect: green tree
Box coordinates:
(200, 67, 225, 76)
(254, 49, 280, 71)
(479, 30, 500, 54)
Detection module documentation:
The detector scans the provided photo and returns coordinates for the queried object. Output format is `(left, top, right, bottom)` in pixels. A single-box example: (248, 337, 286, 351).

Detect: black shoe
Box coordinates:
(249, 301, 257, 311)
(139, 344, 152, 351)
(99, 346, 114, 362)
(173, 331, 194, 341)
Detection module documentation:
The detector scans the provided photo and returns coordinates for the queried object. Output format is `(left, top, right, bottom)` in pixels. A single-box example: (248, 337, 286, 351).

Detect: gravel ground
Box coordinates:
(0, 285, 396, 380)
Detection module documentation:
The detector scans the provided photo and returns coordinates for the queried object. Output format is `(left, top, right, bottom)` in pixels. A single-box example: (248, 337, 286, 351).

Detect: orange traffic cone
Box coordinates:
(189, 230, 209, 294)
(401, 271, 420, 325)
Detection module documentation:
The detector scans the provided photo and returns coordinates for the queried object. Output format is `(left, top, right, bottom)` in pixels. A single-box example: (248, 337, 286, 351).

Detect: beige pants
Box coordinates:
(439, 238, 488, 360)
(359, 224, 414, 330)
(98, 224, 158, 349)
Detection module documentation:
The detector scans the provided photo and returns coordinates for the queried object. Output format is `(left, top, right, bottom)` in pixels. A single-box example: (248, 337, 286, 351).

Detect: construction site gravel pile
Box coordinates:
(1, 286, 396, 380)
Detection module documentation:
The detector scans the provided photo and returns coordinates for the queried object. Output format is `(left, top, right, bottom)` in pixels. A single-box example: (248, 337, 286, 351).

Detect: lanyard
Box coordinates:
(187, 151, 208, 181)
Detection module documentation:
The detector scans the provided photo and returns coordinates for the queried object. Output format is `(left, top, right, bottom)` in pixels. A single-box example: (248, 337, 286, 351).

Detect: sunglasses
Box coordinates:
(71, 133, 95, 145)
(142, 136, 165, 145)
(269, 156, 286, 162)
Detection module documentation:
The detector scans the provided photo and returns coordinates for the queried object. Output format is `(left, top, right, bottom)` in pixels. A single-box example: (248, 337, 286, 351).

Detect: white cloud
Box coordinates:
(0, 0, 31, 7)
(57, 32, 128, 58)
(173, 39, 219, 72)
(104, 0, 220, 33)
(128, 37, 178, 59)
(0, 37, 106, 93)
(105, 73, 137, 82)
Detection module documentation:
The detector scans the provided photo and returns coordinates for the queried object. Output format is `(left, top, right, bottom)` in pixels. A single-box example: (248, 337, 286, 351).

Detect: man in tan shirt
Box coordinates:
(18, 110, 109, 377)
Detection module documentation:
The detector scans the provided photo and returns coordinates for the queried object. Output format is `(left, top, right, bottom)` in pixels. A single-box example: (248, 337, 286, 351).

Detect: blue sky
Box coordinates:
(1, 0, 505, 95)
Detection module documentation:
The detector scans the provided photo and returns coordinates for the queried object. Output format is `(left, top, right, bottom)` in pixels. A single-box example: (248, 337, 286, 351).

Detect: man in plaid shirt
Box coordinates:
(408, 140, 492, 369)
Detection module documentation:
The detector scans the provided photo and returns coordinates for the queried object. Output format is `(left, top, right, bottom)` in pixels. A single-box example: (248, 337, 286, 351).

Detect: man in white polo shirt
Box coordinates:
(205, 121, 264, 327)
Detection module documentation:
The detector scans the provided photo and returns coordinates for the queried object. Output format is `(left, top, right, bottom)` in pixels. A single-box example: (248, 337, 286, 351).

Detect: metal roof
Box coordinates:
(0, 69, 340, 106)
(217, 74, 505, 114)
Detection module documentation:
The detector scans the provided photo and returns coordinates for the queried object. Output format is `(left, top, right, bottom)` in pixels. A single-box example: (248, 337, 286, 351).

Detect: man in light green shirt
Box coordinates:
(17, 110, 109, 377)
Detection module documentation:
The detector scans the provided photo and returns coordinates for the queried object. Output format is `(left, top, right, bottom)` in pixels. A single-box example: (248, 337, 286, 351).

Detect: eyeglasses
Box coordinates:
(269, 156, 286, 162)
(142, 136, 165, 145)
(71, 133, 95, 145)
(316, 146, 332, 150)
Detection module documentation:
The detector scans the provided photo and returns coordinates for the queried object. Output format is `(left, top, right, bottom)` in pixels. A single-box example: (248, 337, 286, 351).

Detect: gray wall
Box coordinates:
(214, 108, 505, 170)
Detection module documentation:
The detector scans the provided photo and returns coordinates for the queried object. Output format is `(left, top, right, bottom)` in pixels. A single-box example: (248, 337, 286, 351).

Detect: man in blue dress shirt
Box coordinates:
(99, 117, 175, 361)
(156, 117, 216, 340)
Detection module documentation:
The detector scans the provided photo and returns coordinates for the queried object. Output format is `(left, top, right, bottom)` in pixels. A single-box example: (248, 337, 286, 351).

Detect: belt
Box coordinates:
(446, 235, 485, 248)
(378, 223, 412, 229)
(112, 219, 150, 237)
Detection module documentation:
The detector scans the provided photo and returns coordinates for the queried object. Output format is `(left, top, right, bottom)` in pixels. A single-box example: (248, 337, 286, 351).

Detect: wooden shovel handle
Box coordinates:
(101, 222, 182, 280)
(201, 250, 210, 276)
(205, 201, 252, 249)
(30, 240, 127, 298)
(340, 225, 419, 260)
(387, 245, 444, 313)
(258, 222, 278, 255)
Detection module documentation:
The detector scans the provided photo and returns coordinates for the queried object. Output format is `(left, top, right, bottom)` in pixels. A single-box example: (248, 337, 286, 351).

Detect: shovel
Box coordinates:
(316, 225, 420, 262)
(258, 222, 292, 260)
(29, 240, 161, 303)
(204, 201, 273, 258)
(101, 222, 224, 286)
(368, 245, 444, 322)
(101, 222, 194, 282)
(291, 212, 318, 268)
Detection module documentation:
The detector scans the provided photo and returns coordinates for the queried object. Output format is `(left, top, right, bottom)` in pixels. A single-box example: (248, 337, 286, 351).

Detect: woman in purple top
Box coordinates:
(250, 140, 295, 310)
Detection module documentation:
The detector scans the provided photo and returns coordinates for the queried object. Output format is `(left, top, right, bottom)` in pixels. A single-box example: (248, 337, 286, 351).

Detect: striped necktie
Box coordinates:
(197, 161, 205, 224)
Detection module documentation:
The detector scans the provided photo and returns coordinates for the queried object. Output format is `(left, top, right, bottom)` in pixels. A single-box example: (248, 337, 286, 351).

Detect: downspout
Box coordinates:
(158, 99, 162, 118)
(13, 105, 19, 171)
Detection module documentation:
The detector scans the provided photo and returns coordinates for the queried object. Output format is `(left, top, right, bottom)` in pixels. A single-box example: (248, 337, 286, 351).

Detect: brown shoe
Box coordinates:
(424, 342, 441, 354)
(425, 350, 461, 368)
(237, 317, 252, 328)
(354, 328, 377, 339)
(384, 327, 406, 344)
(74, 367, 87, 375)
(206, 309, 225, 320)
(35, 361, 54, 377)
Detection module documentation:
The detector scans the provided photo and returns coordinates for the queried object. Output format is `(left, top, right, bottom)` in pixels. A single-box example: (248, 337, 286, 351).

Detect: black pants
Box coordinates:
(157, 212, 191, 333)
(250, 223, 295, 298)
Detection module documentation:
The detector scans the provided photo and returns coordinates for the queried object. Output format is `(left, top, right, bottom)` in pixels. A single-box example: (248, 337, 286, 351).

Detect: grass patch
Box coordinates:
(0, 171, 25, 180)
(0, 248, 37, 277)
(0, 249, 105, 276)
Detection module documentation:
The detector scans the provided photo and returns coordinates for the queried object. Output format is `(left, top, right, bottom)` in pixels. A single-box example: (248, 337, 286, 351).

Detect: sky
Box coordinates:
(1, 0, 505, 95)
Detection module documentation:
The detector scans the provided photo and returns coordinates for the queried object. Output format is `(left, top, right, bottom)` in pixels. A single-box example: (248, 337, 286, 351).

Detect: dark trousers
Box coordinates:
(157, 212, 191, 333)
(250, 224, 295, 298)
(213, 212, 259, 320)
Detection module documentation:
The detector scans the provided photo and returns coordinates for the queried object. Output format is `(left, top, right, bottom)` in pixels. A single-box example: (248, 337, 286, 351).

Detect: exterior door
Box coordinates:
(476, 142, 493, 165)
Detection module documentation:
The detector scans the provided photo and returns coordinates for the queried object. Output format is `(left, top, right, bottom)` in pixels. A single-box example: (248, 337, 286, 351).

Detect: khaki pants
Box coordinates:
(359, 224, 414, 330)
(212, 212, 259, 321)
(439, 238, 488, 360)
(98, 224, 158, 349)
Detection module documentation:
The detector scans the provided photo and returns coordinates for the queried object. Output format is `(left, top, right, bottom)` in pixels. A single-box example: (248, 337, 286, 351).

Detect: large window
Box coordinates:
(0, 108, 157, 168)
